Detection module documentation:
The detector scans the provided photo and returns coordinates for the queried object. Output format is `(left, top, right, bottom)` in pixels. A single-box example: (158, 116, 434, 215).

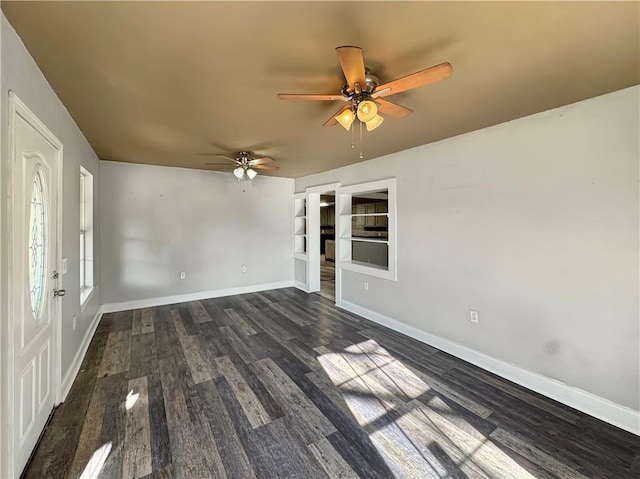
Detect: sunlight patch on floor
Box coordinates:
(317, 339, 538, 478)
(125, 389, 140, 410)
(78, 441, 112, 479)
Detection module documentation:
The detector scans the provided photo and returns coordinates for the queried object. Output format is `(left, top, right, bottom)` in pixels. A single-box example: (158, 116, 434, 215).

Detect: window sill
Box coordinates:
(339, 260, 396, 281)
(80, 286, 95, 310)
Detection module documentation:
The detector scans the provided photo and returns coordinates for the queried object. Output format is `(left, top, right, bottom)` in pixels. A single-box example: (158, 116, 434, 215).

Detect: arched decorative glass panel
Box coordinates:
(28, 169, 47, 318)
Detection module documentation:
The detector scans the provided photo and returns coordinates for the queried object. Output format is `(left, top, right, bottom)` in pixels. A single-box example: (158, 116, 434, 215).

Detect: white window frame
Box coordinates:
(336, 178, 397, 281)
(79, 166, 94, 306)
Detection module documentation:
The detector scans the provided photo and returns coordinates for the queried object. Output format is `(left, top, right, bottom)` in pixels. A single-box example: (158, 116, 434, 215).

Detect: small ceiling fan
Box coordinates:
(205, 151, 279, 180)
(278, 46, 452, 132)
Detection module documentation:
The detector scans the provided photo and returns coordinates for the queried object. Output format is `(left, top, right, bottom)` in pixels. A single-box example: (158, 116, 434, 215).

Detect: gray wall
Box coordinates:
(0, 14, 102, 474)
(296, 86, 640, 411)
(100, 161, 294, 305)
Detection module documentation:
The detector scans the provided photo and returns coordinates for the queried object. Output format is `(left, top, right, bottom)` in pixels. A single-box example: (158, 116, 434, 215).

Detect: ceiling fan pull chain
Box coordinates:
(351, 121, 355, 149)
(359, 120, 363, 159)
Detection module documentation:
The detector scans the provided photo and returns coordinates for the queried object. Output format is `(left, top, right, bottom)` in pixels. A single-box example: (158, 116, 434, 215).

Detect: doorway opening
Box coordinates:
(318, 193, 335, 301)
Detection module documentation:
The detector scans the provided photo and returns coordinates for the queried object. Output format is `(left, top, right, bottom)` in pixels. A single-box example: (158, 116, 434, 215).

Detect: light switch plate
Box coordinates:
(62, 258, 68, 274)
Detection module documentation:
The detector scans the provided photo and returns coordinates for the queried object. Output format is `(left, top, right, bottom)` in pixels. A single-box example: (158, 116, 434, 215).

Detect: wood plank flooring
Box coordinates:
(23, 288, 639, 478)
(319, 257, 336, 303)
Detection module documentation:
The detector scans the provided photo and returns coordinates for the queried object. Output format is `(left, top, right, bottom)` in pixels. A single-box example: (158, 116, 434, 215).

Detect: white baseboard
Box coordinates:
(101, 280, 294, 313)
(340, 300, 640, 436)
(60, 307, 103, 401)
(294, 281, 309, 292)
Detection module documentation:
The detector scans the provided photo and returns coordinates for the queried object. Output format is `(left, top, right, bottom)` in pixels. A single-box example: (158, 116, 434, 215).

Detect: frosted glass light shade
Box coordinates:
(246, 168, 257, 180)
(335, 108, 355, 130)
(365, 114, 384, 131)
(357, 100, 377, 122)
(233, 166, 244, 179)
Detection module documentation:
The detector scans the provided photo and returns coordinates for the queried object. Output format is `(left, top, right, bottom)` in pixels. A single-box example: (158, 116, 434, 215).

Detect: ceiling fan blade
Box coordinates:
(323, 105, 350, 127)
(336, 46, 366, 92)
(371, 87, 391, 99)
(249, 157, 273, 165)
(375, 62, 452, 97)
(253, 164, 279, 171)
(216, 154, 240, 163)
(205, 162, 236, 166)
(375, 98, 413, 119)
(278, 93, 346, 101)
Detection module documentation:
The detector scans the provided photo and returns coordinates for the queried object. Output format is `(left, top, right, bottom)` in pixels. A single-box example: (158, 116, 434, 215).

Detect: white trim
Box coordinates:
(60, 308, 103, 400)
(294, 281, 309, 293)
(306, 193, 321, 293)
(304, 182, 341, 194)
(101, 280, 294, 313)
(304, 182, 341, 295)
(79, 285, 95, 310)
(340, 299, 640, 436)
(335, 266, 343, 307)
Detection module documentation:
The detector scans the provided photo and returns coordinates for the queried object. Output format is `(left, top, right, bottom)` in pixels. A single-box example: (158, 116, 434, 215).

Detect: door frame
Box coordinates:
(304, 182, 340, 296)
(5, 92, 64, 477)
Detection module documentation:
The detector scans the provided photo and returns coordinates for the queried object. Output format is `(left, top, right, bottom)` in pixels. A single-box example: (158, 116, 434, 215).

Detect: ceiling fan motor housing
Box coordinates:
(341, 70, 380, 112)
(364, 71, 380, 93)
(237, 151, 252, 166)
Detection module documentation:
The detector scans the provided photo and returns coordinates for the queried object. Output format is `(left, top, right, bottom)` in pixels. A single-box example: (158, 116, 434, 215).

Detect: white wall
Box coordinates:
(100, 161, 294, 306)
(0, 14, 102, 477)
(296, 87, 640, 417)
(0, 14, 4, 477)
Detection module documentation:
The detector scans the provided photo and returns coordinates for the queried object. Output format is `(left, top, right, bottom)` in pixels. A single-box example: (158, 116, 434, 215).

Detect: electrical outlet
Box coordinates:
(241, 265, 247, 273)
(72, 315, 77, 330)
(363, 281, 369, 291)
(179, 271, 186, 280)
(469, 310, 479, 323)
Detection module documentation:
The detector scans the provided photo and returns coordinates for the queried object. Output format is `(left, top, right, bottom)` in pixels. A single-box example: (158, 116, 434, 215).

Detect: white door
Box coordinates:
(9, 93, 62, 477)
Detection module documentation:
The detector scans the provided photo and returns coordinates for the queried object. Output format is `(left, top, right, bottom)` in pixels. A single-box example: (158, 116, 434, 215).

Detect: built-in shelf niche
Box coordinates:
(294, 195, 307, 257)
(337, 178, 396, 281)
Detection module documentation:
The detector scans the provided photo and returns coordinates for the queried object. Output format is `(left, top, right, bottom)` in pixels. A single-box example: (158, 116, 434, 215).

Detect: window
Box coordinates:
(336, 178, 397, 281)
(29, 168, 47, 318)
(80, 166, 94, 305)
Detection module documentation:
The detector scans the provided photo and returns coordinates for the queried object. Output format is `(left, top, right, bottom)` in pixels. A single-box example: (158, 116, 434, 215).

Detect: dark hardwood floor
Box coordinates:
(319, 256, 335, 302)
(24, 288, 639, 478)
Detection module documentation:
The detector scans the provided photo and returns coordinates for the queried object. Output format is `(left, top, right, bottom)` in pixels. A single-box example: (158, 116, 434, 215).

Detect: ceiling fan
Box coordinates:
(205, 151, 279, 180)
(278, 46, 452, 132)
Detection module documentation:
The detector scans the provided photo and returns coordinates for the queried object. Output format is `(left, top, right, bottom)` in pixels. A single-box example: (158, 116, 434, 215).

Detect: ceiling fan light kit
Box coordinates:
(278, 45, 452, 156)
(336, 108, 356, 130)
(365, 114, 384, 131)
(356, 100, 377, 122)
(206, 151, 278, 181)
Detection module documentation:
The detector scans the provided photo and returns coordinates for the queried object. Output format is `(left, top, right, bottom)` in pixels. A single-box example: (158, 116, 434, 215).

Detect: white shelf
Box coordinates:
(295, 215, 307, 219)
(339, 259, 391, 279)
(347, 260, 388, 271)
(295, 253, 308, 260)
(344, 213, 388, 217)
(341, 236, 388, 244)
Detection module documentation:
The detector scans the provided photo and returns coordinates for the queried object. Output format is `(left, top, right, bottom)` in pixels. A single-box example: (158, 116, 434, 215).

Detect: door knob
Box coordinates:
(53, 289, 66, 297)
